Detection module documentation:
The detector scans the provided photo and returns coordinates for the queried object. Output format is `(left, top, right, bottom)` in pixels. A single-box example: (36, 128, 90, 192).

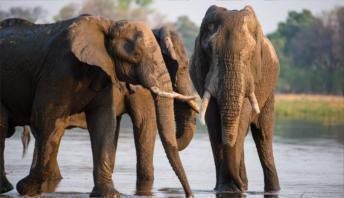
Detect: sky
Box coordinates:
(1, 0, 344, 34)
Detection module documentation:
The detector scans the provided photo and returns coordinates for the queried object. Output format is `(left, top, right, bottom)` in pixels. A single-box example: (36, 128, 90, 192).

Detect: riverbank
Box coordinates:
(275, 94, 344, 124)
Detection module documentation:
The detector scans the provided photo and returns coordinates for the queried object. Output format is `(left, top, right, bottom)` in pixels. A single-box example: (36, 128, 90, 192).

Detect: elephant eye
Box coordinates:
(208, 24, 214, 32)
(124, 38, 135, 53)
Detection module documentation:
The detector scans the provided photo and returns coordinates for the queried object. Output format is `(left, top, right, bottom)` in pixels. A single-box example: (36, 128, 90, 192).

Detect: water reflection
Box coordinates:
(275, 118, 344, 144)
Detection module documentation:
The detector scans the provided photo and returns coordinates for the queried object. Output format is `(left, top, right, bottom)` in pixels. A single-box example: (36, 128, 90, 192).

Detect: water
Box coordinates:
(3, 116, 344, 197)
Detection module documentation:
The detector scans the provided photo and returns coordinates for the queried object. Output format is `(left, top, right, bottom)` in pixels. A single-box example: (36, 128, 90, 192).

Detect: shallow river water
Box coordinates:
(3, 117, 344, 197)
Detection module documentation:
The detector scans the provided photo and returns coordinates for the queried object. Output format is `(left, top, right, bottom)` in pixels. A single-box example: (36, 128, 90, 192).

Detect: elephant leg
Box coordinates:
(133, 121, 156, 196)
(127, 92, 157, 195)
(0, 104, 13, 193)
(205, 98, 224, 190)
(114, 116, 121, 156)
(239, 150, 248, 191)
(16, 106, 67, 196)
(126, 92, 156, 183)
(26, 125, 64, 194)
(45, 125, 64, 181)
(85, 89, 118, 197)
(251, 94, 280, 192)
(224, 99, 251, 192)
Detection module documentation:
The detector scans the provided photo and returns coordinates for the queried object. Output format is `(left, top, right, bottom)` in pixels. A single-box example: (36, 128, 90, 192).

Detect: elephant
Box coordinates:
(20, 26, 198, 195)
(190, 5, 280, 192)
(0, 15, 194, 197)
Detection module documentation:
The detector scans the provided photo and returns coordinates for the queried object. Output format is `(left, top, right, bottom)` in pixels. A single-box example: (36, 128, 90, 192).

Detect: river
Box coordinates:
(3, 116, 344, 197)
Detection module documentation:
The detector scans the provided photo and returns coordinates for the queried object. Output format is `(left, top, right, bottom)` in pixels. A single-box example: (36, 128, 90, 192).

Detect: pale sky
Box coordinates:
(1, 0, 343, 34)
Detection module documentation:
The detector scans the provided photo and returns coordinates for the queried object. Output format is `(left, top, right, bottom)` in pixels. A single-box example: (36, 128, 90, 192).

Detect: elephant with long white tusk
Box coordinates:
(14, 25, 199, 197)
(0, 16, 195, 197)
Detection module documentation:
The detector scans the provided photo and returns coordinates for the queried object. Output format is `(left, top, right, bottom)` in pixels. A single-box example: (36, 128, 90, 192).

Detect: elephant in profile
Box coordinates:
(0, 15, 194, 197)
(190, 5, 280, 192)
(22, 26, 197, 195)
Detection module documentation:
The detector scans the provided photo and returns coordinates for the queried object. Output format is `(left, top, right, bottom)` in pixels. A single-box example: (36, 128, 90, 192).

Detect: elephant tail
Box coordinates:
(21, 126, 31, 159)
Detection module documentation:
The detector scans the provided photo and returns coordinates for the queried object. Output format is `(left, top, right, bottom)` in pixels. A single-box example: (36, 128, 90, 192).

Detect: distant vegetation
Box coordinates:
(268, 8, 344, 95)
(275, 94, 344, 124)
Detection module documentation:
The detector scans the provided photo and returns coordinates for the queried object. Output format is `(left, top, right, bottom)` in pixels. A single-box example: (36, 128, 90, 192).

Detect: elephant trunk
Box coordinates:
(220, 54, 245, 147)
(144, 65, 192, 196)
(154, 96, 193, 196)
(219, 55, 246, 146)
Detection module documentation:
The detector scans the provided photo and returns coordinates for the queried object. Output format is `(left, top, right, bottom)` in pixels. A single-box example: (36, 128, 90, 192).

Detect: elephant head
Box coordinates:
(190, 6, 262, 147)
(69, 16, 193, 195)
(154, 26, 198, 151)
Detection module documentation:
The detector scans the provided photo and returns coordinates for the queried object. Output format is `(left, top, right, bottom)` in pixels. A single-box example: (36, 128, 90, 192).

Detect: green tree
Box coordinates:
(53, 0, 153, 22)
(174, 16, 199, 56)
(53, 3, 78, 21)
(268, 8, 344, 95)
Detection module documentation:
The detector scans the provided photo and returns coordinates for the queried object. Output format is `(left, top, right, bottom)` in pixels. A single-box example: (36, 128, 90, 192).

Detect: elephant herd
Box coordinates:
(0, 5, 280, 197)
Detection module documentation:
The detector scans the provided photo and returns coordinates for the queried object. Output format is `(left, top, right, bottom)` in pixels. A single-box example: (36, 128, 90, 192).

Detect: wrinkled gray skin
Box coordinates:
(34, 27, 196, 196)
(0, 16, 193, 197)
(190, 5, 280, 192)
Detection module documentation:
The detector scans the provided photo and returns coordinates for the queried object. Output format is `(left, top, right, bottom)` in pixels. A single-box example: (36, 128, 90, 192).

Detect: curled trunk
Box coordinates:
(175, 101, 196, 151)
(174, 73, 197, 151)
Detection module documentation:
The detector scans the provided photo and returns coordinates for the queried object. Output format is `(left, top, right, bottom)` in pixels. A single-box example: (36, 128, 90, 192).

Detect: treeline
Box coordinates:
(1, 1, 342, 95)
(268, 8, 344, 95)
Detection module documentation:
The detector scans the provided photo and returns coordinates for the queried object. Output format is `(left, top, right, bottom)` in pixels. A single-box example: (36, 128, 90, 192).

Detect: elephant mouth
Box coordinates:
(198, 87, 260, 125)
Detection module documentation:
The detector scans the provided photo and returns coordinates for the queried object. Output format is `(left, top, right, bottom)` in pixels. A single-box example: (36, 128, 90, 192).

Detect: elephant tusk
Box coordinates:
(128, 83, 144, 92)
(199, 90, 211, 125)
(249, 92, 260, 114)
(186, 100, 200, 113)
(150, 86, 197, 101)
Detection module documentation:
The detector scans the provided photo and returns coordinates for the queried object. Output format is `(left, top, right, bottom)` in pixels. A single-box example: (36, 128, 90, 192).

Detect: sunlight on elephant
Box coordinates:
(0, 15, 194, 197)
(20, 26, 198, 196)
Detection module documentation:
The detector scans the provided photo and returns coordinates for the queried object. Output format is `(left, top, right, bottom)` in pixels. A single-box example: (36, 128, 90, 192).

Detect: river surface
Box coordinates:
(3, 117, 344, 197)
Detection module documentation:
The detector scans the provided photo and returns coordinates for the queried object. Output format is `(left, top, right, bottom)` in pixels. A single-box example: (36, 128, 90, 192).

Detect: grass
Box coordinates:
(275, 94, 344, 125)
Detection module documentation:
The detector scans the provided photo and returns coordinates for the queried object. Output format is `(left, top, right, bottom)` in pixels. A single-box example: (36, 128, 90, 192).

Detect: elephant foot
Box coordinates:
(0, 176, 14, 194)
(90, 184, 120, 198)
(216, 181, 241, 193)
(186, 192, 194, 198)
(242, 183, 248, 191)
(47, 169, 62, 181)
(41, 178, 62, 193)
(136, 179, 153, 196)
(264, 183, 280, 192)
(16, 175, 42, 196)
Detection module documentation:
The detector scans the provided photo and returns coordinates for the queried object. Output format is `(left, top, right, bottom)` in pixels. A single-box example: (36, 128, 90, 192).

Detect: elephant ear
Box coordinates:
(190, 35, 209, 96)
(156, 26, 178, 61)
(69, 16, 115, 82)
(246, 6, 263, 84)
